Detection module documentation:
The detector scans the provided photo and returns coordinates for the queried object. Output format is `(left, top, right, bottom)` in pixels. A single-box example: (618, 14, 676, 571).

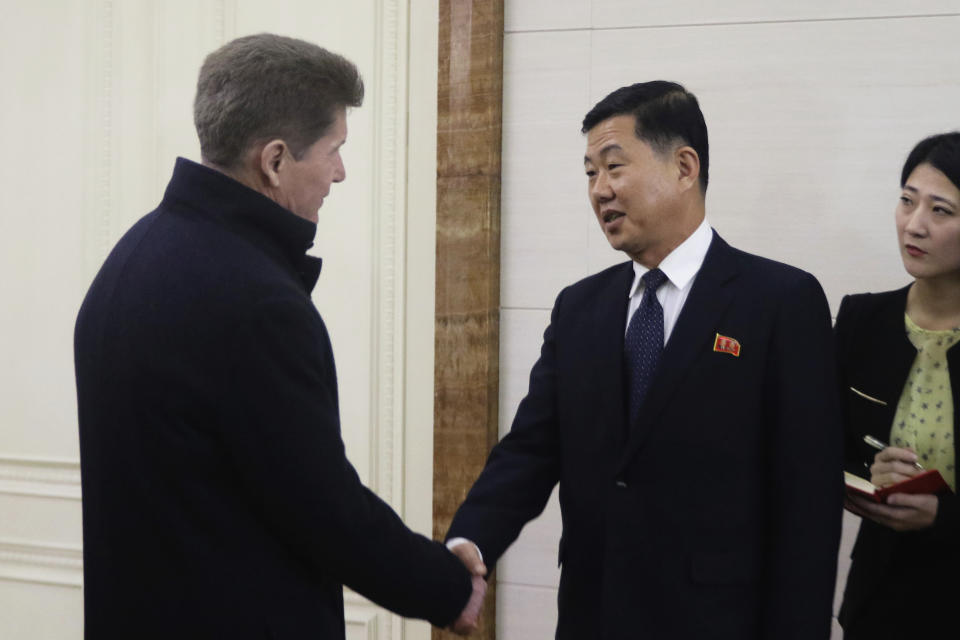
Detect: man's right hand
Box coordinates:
(448, 540, 488, 635)
(449, 574, 487, 635)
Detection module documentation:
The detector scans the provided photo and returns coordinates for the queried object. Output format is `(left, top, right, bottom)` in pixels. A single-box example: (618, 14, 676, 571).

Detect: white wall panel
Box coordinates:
(152, 1, 236, 188)
(499, 309, 552, 437)
(496, 582, 559, 640)
(496, 488, 561, 589)
(506, 0, 960, 33)
(500, 31, 593, 310)
(0, 5, 105, 626)
(592, 0, 960, 29)
(0, 456, 81, 502)
(497, 311, 561, 620)
(0, 581, 82, 640)
(505, 0, 590, 33)
(0, 493, 81, 550)
(836, 512, 860, 615)
(0, 0, 87, 460)
(345, 593, 383, 640)
(0, 539, 82, 588)
(0, 456, 82, 560)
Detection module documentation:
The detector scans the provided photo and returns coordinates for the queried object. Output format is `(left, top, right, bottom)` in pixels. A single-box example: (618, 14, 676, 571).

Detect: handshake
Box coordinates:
(448, 541, 489, 635)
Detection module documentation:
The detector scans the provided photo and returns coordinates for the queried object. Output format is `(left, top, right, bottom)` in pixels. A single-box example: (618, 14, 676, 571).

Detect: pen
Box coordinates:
(863, 434, 924, 470)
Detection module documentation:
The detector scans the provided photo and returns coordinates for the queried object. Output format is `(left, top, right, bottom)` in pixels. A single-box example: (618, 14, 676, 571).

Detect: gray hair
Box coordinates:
(194, 33, 364, 168)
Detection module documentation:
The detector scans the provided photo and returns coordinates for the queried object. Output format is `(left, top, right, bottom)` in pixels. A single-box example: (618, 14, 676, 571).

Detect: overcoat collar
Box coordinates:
(161, 157, 323, 291)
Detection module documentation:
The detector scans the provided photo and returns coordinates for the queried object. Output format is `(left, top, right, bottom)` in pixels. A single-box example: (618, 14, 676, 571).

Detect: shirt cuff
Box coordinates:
(445, 537, 484, 564)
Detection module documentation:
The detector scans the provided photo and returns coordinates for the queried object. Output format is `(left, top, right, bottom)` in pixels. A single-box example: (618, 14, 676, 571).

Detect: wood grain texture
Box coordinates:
(433, 1, 503, 638)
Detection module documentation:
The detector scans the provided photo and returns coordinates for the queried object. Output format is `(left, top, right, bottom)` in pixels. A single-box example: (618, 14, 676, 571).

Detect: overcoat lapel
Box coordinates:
(588, 262, 635, 449)
(863, 288, 915, 440)
(616, 232, 738, 473)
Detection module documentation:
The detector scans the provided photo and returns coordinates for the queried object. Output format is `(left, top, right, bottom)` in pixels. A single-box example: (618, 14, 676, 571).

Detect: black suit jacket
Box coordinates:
(447, 232, 844, 639)
(75, 158, 471, 639)
(835, 287, 960, 633)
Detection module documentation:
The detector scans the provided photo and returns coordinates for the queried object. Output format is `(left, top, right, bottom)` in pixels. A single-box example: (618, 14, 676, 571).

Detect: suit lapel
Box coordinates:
(589, 263, 635, 449)
(617, 232, 738, 472)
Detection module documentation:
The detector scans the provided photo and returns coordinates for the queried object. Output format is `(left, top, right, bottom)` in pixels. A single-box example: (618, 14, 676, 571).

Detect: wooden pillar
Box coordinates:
(433, 1, 503, 638)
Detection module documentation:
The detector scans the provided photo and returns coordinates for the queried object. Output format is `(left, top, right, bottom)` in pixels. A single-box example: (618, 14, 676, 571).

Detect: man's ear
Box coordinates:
(259, 139, 288, 188)
(674, 146, 701, 193)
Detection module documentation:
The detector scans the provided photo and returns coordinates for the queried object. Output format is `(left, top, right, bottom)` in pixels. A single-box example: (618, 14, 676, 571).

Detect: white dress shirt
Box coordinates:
(625, 218, 712, 343)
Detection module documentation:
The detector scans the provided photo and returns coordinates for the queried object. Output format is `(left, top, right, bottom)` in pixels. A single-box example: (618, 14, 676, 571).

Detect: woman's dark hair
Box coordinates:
(901, 132, 960, 190)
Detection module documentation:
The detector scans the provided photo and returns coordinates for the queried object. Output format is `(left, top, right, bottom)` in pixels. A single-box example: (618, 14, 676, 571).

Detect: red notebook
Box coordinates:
(845, 469, 952, 503)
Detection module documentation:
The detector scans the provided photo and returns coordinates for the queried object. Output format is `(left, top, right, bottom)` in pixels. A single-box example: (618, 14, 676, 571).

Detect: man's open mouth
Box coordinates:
(603, 211, 624, 223)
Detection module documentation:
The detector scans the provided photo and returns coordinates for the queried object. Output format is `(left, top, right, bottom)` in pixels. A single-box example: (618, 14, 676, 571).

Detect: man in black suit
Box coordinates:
(446, 81, 844, 638)
(74, 33, 483, 638)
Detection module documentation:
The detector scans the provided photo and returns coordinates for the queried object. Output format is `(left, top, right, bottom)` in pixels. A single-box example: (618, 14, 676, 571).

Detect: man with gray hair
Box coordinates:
(75, 33, 483, 638)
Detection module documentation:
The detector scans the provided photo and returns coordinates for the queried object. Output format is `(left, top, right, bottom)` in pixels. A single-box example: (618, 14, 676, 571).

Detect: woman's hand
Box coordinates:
(845, 491, 939, 531)
(869, 446, 921, 487)
(843, 446, 939, 530)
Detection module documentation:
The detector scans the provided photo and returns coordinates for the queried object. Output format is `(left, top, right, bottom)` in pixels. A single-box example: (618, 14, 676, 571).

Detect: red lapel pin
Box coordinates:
(713, 333, 741, 357)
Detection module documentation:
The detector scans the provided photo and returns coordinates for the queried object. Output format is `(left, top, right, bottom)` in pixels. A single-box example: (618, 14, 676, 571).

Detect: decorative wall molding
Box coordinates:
(214, 0, 236, 45)
(0, 456, 81, 501)
(82, 0, 116, 281)
(0, 539, 83, 588)
(345, 590, 384, 640)
(371, 0, 407, 514)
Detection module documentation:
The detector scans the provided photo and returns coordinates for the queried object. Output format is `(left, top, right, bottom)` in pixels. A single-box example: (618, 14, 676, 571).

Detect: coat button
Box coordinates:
(615, 480, 627, 488)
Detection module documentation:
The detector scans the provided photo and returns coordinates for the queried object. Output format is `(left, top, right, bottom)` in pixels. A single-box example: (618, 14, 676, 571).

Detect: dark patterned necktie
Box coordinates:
(625, 268, 667, 423)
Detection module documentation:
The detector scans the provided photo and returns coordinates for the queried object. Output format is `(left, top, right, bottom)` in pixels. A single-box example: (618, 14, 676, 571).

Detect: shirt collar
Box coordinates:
(628, 218, 712, 297)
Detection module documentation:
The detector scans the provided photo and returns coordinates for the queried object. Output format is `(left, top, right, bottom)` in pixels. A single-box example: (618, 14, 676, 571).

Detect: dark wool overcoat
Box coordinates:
(75, 158, 471, 639)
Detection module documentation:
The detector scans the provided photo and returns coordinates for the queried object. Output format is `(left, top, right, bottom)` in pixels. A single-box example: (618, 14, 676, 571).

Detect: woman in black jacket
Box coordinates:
(837, 132, 960, 638)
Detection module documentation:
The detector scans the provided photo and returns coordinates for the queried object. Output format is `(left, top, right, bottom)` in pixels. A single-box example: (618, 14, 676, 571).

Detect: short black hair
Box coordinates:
(582, 81, 709, 193)
(901, 132, 960, 192)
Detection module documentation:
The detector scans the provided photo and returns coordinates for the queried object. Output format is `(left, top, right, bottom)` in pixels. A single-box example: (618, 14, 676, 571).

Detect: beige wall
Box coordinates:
(496, 1, 960, 638)
(0, 2, 439, 638)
